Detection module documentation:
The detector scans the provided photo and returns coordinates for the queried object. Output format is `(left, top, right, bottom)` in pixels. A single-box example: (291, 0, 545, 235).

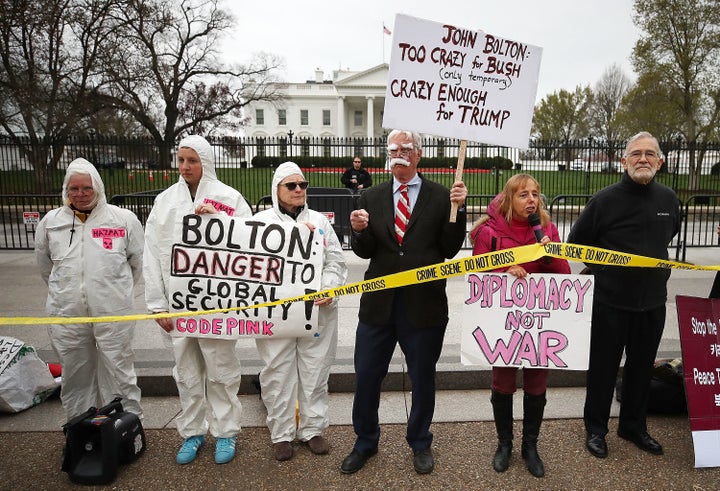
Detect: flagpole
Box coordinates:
(382, 22, 385, 63)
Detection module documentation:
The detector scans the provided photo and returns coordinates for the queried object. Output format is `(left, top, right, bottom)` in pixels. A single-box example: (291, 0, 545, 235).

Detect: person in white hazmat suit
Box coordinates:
(35, 158, 144, 422)
(143, 135, 252, 465)
(254, 162, 348, 461)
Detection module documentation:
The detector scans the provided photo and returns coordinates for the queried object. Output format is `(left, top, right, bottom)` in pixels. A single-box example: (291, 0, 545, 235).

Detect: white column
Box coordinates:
(366, 96, 375, 140)
(337, 96, 346, 138)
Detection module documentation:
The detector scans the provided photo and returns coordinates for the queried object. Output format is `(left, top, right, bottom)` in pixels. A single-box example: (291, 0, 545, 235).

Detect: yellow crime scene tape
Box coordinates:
(2, 242, 719, 326)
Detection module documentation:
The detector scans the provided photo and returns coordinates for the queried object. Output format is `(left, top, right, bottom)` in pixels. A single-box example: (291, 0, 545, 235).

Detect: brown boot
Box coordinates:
(307, 435, 329, 455)
(273, 441, 294, 461)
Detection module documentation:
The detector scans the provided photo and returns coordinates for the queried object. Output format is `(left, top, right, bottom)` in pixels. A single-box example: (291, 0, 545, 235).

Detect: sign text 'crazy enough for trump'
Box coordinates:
(383, 14, 542, 149)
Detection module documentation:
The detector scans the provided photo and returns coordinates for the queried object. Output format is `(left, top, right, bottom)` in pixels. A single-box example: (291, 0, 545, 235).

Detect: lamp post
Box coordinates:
(673, 136, 682, 191)
(287, 129, 294, 158)
(89, 129, 97, 164)
(585, 136, 593, 194)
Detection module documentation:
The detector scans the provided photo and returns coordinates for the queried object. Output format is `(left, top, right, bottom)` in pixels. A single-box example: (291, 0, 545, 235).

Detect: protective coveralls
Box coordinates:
(35, 158, 144, 420)
(254, 162, 348, 443)
(143, 135, 252, 439)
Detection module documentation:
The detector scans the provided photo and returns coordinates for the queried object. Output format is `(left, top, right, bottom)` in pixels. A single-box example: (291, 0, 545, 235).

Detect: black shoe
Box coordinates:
(586, 432, 608, 458)
(340, 448, 377, 474)
(413, 448, 434, 474)
(617, 429, 664, 455)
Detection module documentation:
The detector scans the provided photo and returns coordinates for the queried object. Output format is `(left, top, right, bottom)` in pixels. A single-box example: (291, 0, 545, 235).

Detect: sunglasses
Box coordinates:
(281, 181, 309, 191)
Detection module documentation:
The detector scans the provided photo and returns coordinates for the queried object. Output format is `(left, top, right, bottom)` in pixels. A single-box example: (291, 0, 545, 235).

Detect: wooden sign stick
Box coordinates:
(449, 139, 467, 223)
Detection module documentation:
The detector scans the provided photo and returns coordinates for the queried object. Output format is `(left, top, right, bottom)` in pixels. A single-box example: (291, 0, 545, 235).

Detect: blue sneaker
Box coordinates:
(215, 436, 237, 464)
(176, 435, 205, 464)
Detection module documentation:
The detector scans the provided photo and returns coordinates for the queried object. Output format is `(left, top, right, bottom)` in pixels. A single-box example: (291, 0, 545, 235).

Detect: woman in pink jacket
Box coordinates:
(470, 174, 570, 478)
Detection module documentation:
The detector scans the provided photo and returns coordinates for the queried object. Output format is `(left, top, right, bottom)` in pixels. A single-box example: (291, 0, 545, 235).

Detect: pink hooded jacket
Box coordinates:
(470, 195, 570, 275)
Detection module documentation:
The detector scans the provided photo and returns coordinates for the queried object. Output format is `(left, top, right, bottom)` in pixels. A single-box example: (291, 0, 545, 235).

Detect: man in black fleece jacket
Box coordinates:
(568, 131, 680, 459)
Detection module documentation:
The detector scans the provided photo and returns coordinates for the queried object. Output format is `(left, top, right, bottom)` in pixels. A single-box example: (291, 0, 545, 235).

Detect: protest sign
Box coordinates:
(461, 273, 592, 369)
(0, 337, 25, 375)
(168, 214, 324, 339)
(383, 14, 542, 149)
(0, 336, 59, 413)
(675, 295, 720, 468)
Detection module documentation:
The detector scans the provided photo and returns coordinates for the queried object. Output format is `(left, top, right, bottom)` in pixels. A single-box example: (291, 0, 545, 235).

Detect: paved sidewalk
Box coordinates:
(1, 393, 717, 490)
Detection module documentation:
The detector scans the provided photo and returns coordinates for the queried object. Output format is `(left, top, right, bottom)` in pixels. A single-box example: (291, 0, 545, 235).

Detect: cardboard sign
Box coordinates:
(0, 336, 25, 374)
(168, 214, 324, 339)
(383, 14, 542, 148)
(461, 273, 592, 369)
(675, 295, 720, 468)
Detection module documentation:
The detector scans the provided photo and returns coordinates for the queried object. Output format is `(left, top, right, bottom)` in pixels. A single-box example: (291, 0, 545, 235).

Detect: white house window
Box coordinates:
(322, 109, 331, 126)
(278, 109, 286, 125)
(256, 109, 264, 125)
(354, 111, 363, 127)
(300, 109, 309, 126)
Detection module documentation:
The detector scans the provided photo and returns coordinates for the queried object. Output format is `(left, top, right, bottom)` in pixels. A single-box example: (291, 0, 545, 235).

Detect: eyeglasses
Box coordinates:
(627, 150, 660, 161)
(388, 148, 413, 157)
(281, 181, 309, 191)
(67, 186, 94, 195)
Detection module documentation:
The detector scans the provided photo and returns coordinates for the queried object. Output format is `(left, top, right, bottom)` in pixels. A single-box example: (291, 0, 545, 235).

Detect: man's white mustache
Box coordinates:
(389, 157, 411, 167)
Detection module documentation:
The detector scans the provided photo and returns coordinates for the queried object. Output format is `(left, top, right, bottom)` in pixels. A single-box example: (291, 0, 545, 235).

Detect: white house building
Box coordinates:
(241, 63, 513, 164)
(243, 64, 389, 150)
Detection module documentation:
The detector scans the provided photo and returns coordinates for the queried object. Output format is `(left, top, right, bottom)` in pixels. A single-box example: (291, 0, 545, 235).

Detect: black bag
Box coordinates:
(615, 359, 687, 414)
(61, 397, 146, 485)
(709, 271, 720, 298)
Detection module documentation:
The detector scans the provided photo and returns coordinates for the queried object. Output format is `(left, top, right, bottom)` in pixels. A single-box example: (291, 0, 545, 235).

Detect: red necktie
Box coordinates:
(395, 184, 410, 244)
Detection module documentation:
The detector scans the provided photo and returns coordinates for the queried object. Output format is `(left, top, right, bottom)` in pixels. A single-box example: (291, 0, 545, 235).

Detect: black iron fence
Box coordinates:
(2, 135, 720, 255)
(3, 135, 720, 203)
(4, 189, 717, 262)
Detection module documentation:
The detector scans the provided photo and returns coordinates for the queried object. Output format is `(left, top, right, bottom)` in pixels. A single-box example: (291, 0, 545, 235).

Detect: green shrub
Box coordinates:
(249, 155, 514, 170)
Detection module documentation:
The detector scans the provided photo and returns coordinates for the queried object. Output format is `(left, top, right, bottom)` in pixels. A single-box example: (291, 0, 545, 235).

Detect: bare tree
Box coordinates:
(632, 0, 720, 190)
(590, 64, 631, 141)
(587, 64, 633, 165)
(102, 0, 283, 168)
(0, 0, 119, 191)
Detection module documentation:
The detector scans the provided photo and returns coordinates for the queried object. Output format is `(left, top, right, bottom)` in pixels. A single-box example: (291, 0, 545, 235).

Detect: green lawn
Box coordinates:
(3, 166, 720, 208)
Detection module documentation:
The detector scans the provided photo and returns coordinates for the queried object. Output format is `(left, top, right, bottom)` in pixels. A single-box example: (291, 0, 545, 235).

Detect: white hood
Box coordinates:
(178, 135, 219, 196)
(271, 161, 306, 214)
(61, 158, 106, 209)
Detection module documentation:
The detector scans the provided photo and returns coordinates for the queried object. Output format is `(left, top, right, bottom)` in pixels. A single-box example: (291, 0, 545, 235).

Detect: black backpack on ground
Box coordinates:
(615, 359, 687, 414)
(61, 397, 146, 485)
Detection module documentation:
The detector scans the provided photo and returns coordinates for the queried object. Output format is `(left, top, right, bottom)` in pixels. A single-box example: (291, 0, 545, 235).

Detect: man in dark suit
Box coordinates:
(340, 129, 467, 475)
